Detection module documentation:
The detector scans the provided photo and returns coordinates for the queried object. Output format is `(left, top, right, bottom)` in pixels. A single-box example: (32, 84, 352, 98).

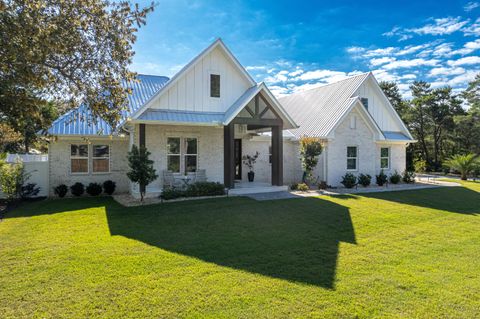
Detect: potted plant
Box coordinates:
(242, 152, 259, 182)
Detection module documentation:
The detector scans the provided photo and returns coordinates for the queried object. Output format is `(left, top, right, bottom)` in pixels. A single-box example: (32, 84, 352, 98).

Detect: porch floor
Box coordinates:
(229, 181, 288, 196)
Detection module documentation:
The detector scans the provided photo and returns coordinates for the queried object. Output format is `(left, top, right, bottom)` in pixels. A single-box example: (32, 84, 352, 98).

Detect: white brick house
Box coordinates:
(45, 38, 413, 197)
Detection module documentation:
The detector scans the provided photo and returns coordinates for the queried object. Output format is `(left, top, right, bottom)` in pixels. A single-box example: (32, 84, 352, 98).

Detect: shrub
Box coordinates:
(0, 162, 23, 201)
(185, 182, 226, 197)
(376, 170, 388, 186)
(86, 183, 102, 196)
(160, 188, 186, 200)
(414, 159, 427, 173)
(299, 137, 323, 183)
(389, 171, 402, 184)
(103, 180, 116, 195)
(54, 184, 68, 198)
(402, 171, 416, 184)
(442, 166, 450, 175)
(297, 183, 309, 191)
(70, 182, 85, 196)
(290, 183, 299, 191)
(357, 174, 371, 187)
(341, 173, 357, 188)
(318, 181, 328, 190)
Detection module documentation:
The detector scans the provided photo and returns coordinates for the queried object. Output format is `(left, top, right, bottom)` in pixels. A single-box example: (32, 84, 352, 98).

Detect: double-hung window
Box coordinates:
(167, 138, 181, 173)
(347, 146, 358, 170)
(184, 138, 198, 173)
(93, 145, 110, 173)
(71, 144, 89, 174)
(380, 147, 390, 169)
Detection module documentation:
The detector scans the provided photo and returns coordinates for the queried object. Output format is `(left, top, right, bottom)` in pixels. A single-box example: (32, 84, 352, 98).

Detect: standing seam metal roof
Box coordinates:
(47, 74, 169, 135)
(278, 73, 370, 138)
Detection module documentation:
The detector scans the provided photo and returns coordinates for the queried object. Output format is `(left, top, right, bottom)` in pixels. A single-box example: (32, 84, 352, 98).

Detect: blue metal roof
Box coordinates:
(48, 74, 169, 135)
(138, 109, 224, 125)
(383, 131, 413, 141)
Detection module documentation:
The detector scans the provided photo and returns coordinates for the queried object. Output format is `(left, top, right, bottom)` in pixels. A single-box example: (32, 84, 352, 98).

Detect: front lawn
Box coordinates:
(1, 181, 479, 318)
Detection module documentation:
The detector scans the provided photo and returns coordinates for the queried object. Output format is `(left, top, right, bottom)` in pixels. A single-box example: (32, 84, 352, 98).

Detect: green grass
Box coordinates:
(1, 181, 480, 318)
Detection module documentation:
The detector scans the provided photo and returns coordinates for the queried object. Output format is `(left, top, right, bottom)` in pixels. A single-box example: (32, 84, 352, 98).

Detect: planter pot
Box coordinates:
(248, 171, 255, 182)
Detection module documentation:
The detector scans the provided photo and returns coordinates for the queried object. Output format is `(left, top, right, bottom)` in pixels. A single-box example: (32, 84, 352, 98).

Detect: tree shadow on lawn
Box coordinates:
(360, 186, 479, 215)
(106, 196, 356, 289)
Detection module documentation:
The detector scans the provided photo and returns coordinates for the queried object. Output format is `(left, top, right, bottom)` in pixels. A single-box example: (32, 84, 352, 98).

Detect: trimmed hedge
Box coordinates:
(70, 182, 85, 196)
(341, 173, 357, 188)
(54, 184, 68, 198)
(103, 180, 116, 195)
(161, 182, 226, 200)
(86, 183, 102, 196)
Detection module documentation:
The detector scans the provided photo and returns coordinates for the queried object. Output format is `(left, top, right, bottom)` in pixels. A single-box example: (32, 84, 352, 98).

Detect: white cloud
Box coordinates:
(464, 2, 480, 11)
(370, 57, 396, 66)
(428, 66, 465, 77)
(346, 46, 365, 54)
(364, 47, 397, 57)
(409, 17, 469, 35)
(432, 43, 453, 57)
(447, 56, 480, 66)
(246, 65, 267, 71)
(294, 70, 346, 81)
(264, 70, 289, 83)
(382, 58, 440, 70)
(288, 69, 304, 77)
(400, 74, 417, 80)
(396, 44, 430, 55)
(463, 18, 480, 36)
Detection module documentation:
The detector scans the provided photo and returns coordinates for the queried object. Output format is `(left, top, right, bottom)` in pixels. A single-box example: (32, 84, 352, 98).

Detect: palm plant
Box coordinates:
(445, 154, 479, 180)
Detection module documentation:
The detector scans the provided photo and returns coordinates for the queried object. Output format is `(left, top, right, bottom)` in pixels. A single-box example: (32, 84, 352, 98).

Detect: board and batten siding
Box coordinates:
(354, 77, 403, 132)
(150, 46, 252, 113)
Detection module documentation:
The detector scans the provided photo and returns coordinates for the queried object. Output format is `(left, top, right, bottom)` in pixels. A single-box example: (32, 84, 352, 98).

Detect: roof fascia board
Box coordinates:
(131, 119, 223, 127)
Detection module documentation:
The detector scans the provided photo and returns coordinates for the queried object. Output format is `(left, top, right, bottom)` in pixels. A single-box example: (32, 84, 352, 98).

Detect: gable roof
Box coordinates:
(278, 72, 414, 141)
(132, 38, 256, 120)
(223, 83, 298, 129)
(47, 74, 169, 135)
(279, 72, 370, 138)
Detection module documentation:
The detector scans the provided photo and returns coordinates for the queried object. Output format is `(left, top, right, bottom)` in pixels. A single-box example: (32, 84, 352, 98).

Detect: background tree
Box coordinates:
(379, 81, 409, 121)
(0, 0, 154, 151)
(299, 137, 323, 183)
(445, 154, 479, 180)
(126, 145, 158, 201)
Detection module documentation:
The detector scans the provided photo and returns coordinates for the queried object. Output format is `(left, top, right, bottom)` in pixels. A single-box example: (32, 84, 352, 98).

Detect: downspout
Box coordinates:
(323, 144, 328, 184)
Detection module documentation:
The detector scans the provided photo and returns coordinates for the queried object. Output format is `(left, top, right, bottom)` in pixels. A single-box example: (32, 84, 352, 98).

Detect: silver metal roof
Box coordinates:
(138, 109, 224, 125)
(383, 131, 412, 141)
(278, 72, 370, 139)
(47, 74, 169, 135)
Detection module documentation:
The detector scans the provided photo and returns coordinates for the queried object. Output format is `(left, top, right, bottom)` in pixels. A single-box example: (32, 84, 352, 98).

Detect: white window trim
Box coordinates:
(167, 137, 181, 174)
(70, 144, 90, 175)
(380, 147, 390, 170)
(208, 71, 221, 99)
(92, 144, 111, 174)
(183, 137, 198, 174)
(346, 146, 358, 171)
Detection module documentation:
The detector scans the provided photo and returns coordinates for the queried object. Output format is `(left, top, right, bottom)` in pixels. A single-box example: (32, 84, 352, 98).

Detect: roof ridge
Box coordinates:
(136, 73, 170, 78)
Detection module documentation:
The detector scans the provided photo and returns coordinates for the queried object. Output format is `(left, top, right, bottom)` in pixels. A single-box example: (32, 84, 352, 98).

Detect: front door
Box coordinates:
(234, 139, 242, 180)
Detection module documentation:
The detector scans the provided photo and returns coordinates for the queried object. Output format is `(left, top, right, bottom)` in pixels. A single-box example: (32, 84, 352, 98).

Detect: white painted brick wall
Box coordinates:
(48, 138, 130, 196)
(142, 124, 225, 189)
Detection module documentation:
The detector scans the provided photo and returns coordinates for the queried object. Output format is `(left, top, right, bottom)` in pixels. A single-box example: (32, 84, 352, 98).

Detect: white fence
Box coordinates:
(1, 154, 49, 198)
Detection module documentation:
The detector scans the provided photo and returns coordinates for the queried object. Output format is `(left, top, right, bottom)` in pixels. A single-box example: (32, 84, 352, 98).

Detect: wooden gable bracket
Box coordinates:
(232, 93, 283, 126)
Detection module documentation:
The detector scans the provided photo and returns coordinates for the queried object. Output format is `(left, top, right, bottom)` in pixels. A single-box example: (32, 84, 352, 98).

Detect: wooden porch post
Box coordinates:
(271, 124, 283, 186)
(139, 124, 146, 194)
(224, 123, 235, 188)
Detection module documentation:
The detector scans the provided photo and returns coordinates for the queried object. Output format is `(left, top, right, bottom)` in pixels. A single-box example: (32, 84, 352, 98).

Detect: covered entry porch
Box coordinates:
(223, 84, 297, 189)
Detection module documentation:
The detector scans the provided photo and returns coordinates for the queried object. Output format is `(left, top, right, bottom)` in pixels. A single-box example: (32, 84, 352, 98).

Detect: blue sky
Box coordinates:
(131, 0, 480, 98)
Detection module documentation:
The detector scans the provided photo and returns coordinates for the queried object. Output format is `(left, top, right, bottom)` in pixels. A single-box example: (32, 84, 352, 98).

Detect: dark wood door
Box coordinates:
(234, 139, 242, 180)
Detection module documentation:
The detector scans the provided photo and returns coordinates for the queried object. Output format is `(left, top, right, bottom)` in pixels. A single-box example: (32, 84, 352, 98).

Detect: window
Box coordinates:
(347, 146, 358, 170)
(93, 145, 110, 173)
(167, 137, 181, 173)
(361, 97, 368, 110)
(380, 147, 390, 169)
(184, 138, 197, 173)
(210, 74, 220, 98)
(71, 144, 89, 173)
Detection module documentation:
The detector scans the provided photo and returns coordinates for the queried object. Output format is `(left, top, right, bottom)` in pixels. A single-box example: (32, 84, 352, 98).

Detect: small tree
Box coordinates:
(299, 137, 323, 183)
(445, 154, 479, 180)
(127, 145, 158, 201)
(0, 161, 23, 201)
